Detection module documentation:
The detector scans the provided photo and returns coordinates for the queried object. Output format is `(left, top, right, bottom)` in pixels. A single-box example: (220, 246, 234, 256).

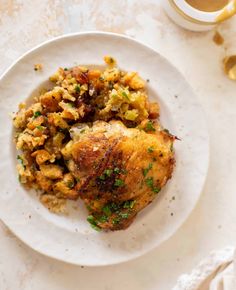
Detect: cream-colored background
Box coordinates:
(1, 1, 236, 289)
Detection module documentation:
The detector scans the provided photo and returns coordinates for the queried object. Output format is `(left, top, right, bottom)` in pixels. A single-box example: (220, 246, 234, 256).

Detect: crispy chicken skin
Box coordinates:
(62, 120, 175, 230)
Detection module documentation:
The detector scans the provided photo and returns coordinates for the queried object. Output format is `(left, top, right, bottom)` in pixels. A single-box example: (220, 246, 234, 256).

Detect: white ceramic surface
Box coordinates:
(162, 0, 229, 31)
(0, 32, 209, 266)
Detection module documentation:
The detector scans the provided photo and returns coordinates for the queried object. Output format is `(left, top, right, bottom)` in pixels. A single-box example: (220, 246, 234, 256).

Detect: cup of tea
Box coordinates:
(162, 0, 236, 31)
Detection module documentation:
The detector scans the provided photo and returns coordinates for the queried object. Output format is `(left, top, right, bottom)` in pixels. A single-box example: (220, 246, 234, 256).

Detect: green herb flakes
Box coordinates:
(145, 177, 160, 194)
(145, 177, 154, 188)
(153, 187, 161, 194)
(146, 121, 156, 132)
(99, 175, 106, 181)
(98, 215, 108, 223)
(99, 169, 113, 181)
(68, 102, 75, 108)
(102, 205, 112, 216)
(123, 200, 136, 209)
(114, 179, 125, 187)
(87, 215, 95, 224)
(67, 181, 74, 189)
(87, 215, 101, 231)
(112, 217, 120, 225)
(91, 224, 101, 231)
(75, 84, 81, 93)
(104, 169, 113, 177)
(120, 213, 129, 219)
(17, 155, 25, 169)
(36, 125, 43, 130)
(142, 163, 153, 177)
(122, 91, 129, 100)
(114, 167, 120, 174)
(147, 146, 154, 153)
(33, 111, 42, 118)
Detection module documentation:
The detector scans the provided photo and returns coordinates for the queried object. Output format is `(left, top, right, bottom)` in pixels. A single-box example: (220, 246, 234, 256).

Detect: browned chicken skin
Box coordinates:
(62, 120, 175, 230)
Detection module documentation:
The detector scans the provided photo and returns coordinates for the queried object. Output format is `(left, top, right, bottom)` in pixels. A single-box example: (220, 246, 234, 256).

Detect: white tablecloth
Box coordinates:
(173, 247, 235, 290)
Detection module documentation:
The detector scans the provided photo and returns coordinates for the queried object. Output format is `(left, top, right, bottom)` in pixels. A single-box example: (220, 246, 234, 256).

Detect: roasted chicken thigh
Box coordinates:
(62, 120, 175, 230)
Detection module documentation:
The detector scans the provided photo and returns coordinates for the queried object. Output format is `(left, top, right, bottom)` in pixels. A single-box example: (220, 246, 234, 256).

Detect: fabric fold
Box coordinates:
(172, 247, 235, 290)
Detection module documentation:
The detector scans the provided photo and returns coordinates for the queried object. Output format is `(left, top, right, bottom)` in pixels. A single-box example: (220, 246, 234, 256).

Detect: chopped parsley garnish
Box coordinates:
(102, 205, 112, 216)
(153, 187, 161, 194)
(99, 169, 113, 180)
(123, 200, 136, 209)
(17, 155, 23, 162)
(145, 177, 154, 188)
(120, 213, 129, 219)
(17, 155, 25, 169)
(145, 177, 160, 194)
(147, 146, 154, 153)
(99, 76, 104, 81)
(86, 205, 92, 211)
(112, 217, 121, 225)
(108, 203, 118, 212)
(122, 91, 129, 100)
(36, 125, 43, 130)
(87, 215, 95, 223)
(114, 167, 120, 174)
(114, 179, 125, 187)
(91, 224, 101, 231)
(33, 111, 42, 118)
(99, 175, 106, 181)
(87, 215, 101, 231)
(142, 163, 153, 177)
(145, 121, 156, 132)
(75, 84, 81, 93)
(67, 181, 74, 189)
(76, 177, 80, 183)
(64, 68, 68, 71)
(104, 169, 113, 177)
(113, 167, 127, 175)
(98, 215, 108, 223)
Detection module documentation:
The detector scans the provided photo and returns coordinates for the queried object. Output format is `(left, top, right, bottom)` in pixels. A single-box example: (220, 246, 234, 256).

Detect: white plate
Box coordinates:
(0, 32, 209, 266)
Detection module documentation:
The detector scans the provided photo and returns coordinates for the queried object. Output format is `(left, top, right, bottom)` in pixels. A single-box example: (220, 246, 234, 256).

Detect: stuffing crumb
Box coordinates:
(34, 63, 43, 71)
